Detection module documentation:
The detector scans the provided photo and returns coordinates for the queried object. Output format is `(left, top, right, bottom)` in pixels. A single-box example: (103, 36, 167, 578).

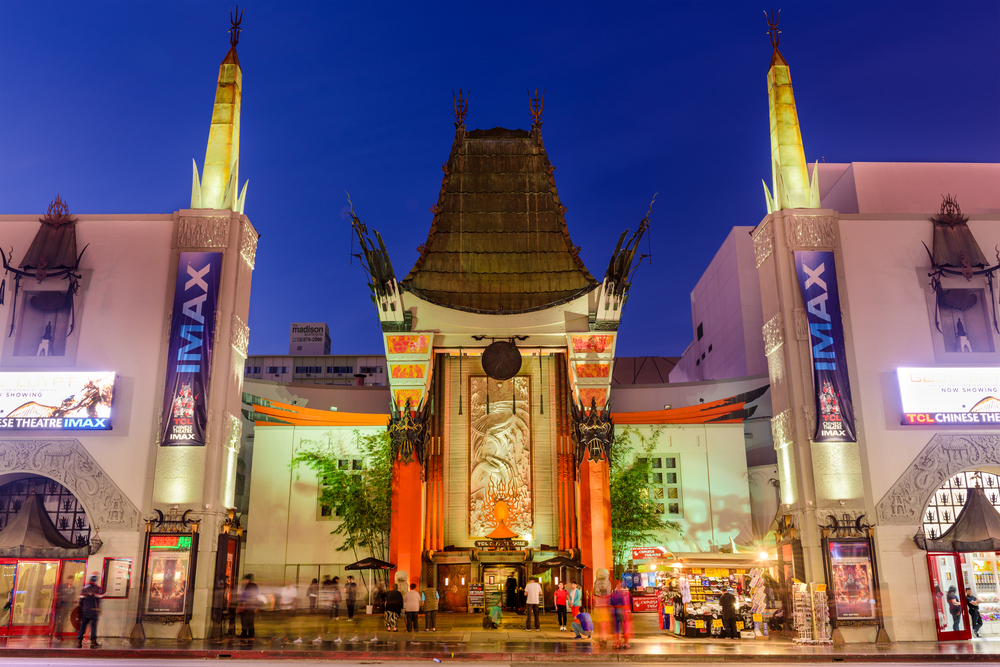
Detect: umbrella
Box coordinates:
(345, 557, 396, 606)
(534, 556, 583, 574)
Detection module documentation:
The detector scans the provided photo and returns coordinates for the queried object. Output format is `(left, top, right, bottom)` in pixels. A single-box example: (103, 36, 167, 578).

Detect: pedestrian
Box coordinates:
(330, 576, 342, 620)
(719, 587, 738, 639)
(422, 581, 439, 631)
(307, 578, 319, 612)
(554, 581, 568, 631)
(404, 583, 421, 632)
(279, 581, 298, 641)
(966, 587, 983, 638)
(591, 568, 613, 645)
(76, 574, 102, 649)
(524, 577, 542, 631)
(571, 608, 594, 639)
(373, 581, 386, 613)
(569, 581, 582, 618)
(345, 575, 358, 620)
(946, 586, 962, 632)
(237, 574, 260, 640)
(55, 576, 75, 636)
(384, 583, 403, 631)
(610, 580, 632, 648)
(505, 575, 518, 611)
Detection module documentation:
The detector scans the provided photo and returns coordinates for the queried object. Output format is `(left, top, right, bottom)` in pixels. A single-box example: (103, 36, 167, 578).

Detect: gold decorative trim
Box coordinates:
(231, 313, 250, 358)
(784, 215, 836, 249)
(177, 216, 230, 248)
(226, 413, 241, 453)
(753, 221, 774, 268)
(240, 220, 258, 269)
(772, 409, 795, 448)
(762, 312, 784, 356)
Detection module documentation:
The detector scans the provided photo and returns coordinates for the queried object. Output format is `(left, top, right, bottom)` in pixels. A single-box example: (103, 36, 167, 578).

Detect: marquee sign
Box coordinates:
(631, 546, 671, 560)
(0, 372, 115, 430)
(897, 367, 1000, 425)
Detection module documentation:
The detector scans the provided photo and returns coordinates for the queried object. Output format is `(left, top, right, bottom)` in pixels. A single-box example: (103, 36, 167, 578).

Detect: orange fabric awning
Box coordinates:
(252, 401, 389, 427)
(612, 385, 768, 425)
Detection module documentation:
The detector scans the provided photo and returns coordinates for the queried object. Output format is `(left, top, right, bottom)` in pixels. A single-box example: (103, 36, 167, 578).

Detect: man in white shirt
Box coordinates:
(524, 578, 543, 631)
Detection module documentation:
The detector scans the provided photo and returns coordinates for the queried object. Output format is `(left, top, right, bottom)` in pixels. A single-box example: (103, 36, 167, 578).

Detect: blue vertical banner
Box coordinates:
(161, 252, 223, 446)
(794, 251, 857, 443)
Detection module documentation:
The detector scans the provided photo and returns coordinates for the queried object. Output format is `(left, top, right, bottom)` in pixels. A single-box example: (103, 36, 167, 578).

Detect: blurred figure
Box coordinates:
(330, 576, 342, 620)
(610, 580, 632, 649)
(487, 594, 503, 629)
(279, 581, 298, 642)
(306, 578, 319, 613)
(422, 581, 439, 631)
(591, 568, 612, 645)
(76, 574, 102, 649)
(373, 581, 386, 614)
(403, 583, 420, 631)
(55, 576, 75, 637)
(504, 575, 517, 611)
(384, 583, 403, 631)
(345, 576, 358, 621)
(238, 574, 260, 640)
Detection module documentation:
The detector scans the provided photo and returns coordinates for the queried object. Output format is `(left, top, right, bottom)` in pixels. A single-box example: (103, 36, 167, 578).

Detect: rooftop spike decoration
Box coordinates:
(528, 87, 545, 126)
(453, 89, 469, 127)
(762, 8, 817, 212)
(191, 7, 247, 211)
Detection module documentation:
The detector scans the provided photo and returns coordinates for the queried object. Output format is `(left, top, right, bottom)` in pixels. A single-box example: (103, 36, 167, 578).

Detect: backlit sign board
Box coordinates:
(897, 367, 1000, 425)
(0, 372, 115, 430)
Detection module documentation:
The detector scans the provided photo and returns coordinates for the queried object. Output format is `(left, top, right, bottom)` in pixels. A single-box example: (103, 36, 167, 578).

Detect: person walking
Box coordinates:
(524, 577, 542, 631)
(384, 583, 403, 631)
(403, 583, 421, 632)
(422, 582, 439, 631)
(569, 582, 582, 619)
(345, 575, 358, 620)
(306, 578, 319, 613)
(610, 581, 632, 648)
(76, 574, 102, 649)
(719, 588, 738, 639)
(330, 576, 342, 620)
(55, 576, 75, 636)
(238, 574, 260, 640)
(966, 587, 983, 638)
(554, 581, 568, 631)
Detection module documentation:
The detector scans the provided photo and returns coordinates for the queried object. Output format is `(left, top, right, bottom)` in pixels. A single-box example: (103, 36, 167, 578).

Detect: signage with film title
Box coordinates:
(897, 367, 1000, 425)
(160, 252, 223, 446)
(0, 372, 115, 430)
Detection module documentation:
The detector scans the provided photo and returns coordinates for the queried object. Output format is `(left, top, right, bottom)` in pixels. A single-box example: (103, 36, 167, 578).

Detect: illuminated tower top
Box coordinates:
(763, 9, 819, 213)
(191, 7, 247, 212)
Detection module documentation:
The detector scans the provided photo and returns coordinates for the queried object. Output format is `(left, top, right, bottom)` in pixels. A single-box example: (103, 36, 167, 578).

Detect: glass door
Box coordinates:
(927, 552, 971, 641)
(9, 560, 60, 636)
(0, 560, 16, 636)
(54, 560, 87, 636)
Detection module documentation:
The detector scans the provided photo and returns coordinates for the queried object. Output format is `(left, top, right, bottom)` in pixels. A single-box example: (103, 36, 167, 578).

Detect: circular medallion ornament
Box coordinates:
(481, 341, 522, 381)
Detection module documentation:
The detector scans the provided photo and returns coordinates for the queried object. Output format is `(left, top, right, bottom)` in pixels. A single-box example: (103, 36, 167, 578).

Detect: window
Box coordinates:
(359, 366, 383, 374)
(668, 503, 680, 515)
(2, 270, 91, 368)
(0, 476, 91, 546)
(327, 366, 354, 374)
(317, 459, 364, 520)
(646, 455, 681, 518)
(244, 366, 261, 375)
(266, 366, 289, 374)
(295, 366, 323, 374)
(696, 323, 703, 340)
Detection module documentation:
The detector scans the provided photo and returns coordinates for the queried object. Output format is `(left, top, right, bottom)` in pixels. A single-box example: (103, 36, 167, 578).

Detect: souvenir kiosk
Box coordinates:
(0, 490, 89, 637)
(915, 485, 1000, 641)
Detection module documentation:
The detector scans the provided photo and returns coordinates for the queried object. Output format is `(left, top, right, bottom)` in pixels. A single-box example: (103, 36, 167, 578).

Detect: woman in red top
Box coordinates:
(554, 582, 568, 630)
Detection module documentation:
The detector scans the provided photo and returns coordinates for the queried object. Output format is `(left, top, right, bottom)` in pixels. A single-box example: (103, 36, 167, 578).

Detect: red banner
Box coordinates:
(631, 546, 669, 560)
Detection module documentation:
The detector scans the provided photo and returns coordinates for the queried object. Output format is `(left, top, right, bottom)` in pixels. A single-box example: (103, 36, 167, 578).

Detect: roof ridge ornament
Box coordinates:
(229, 6, 244, 48)
(528, 87, 544, 126)
(453, 89, 469, 127)
(765, 6, 780, 51)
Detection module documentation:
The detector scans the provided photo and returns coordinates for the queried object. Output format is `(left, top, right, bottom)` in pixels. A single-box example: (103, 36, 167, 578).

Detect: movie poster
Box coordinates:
(828, 541, 876, 620)
(145, 551, 191, 615)
(794, 251, 857, 443)
(160, 252, 223, 446)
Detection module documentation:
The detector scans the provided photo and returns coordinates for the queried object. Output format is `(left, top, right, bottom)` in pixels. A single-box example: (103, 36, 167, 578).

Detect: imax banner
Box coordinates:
(161, 252, 223, 446)
(794, 250, 856, 443)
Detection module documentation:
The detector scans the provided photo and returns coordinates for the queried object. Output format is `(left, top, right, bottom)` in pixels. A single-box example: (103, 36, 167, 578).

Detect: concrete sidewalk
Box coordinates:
(1, 610, 997, 662)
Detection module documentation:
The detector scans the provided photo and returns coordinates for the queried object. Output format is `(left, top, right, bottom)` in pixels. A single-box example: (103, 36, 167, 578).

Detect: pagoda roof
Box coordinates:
(401, 125, 598, 313)
(0, 491, 89, 559)
(915, 486, 1000, 552)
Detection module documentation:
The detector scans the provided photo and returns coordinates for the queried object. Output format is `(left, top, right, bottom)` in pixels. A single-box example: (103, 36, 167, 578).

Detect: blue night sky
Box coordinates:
(1, 1, 998, 358)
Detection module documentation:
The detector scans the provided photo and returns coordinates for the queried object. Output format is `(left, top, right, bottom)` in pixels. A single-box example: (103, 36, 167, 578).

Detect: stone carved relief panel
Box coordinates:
(784, 215, 837, 250)
(226, 413, 241, 453)
(877, 434, 1000, 525)
(766, 349, 785, 393)
(0, 439, 140, 532)
(803, 404, 816, 437)
(240, 220, 258, 269)
(753, 221, 774, 269)
(469, 376, 532, 538)
(177, 216, 231, 248)
(763, 312, 784, 356)
(793, 308, 810, 341)
(772, 409, 795, 448)
(231, 313, 250, 359)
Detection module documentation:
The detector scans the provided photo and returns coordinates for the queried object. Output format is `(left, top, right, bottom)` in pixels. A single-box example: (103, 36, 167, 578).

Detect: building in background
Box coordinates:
(244, 353, 387, 386)
(288, 322, 331, 355)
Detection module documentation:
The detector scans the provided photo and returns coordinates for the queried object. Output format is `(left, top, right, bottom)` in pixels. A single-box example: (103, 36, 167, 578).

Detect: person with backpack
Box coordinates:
(76, 574, 102, 649)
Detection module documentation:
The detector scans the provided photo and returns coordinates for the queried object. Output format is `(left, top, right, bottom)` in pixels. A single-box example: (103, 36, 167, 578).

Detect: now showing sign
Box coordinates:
(898, 367, 1000, 425)
(0, 372, 115, 430)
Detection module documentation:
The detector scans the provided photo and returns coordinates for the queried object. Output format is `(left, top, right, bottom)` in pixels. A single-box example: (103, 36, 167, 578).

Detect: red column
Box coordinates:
(389, 457, 423, 588)
(578, 457, 612, 590)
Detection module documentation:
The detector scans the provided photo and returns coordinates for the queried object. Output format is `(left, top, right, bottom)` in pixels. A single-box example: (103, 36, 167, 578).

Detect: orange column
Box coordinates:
(578, 457, 612, 589)
(389, 457, 423, 588)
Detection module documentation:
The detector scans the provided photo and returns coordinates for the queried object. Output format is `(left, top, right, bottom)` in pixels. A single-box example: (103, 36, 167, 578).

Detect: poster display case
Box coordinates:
(826, 541, 877, 622)
(102, 557, 132, 599)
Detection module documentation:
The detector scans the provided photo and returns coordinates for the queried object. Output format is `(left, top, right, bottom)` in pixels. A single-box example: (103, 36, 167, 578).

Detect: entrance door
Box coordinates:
(0, 560, 16, 636)
(927, 552, 972, 641)
(9, 560, 60, 636)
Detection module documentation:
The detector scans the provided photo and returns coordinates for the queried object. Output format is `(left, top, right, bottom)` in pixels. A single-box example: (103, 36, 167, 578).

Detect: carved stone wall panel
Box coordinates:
(0, 439, 141, 532)
(803, 404, 816, 438)
(793, 308, 810, 340)
(784, 215, 837, 250)
(766, 349, 785, 394)
(232, 354, 245, 397)
(877, 434, 1000, 525)
(753, 221, 774, 269)
(226, 413, 241, 453)
(177, 216, 231, 248)
(772, 409, 795, 448)
(231, 313, 250, 358)
(240, 220, 258, 269)
(763, 312, 784, 356)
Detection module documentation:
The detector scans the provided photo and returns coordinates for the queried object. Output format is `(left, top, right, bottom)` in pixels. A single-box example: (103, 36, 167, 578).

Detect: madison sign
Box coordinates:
(0, 372, 115, 429)
(898, 367, 1000, 425)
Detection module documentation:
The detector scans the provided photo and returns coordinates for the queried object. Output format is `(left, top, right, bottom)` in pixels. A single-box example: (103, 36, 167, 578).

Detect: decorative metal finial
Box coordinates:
(765, 7, 780, 50)
(453, 89, 469, 126)
(528, 87, 545, 126)
(229, 6, 244, 47)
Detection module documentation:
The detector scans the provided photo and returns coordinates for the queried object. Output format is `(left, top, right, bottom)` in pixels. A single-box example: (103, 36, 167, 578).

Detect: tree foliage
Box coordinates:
(291, 428, 393, 582)
(609, 425, 682, 576)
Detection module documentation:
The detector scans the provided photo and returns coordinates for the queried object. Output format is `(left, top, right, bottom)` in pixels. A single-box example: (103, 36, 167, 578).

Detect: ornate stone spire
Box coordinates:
(762, 9, 819, 213)
(191, 7, 247, 212)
